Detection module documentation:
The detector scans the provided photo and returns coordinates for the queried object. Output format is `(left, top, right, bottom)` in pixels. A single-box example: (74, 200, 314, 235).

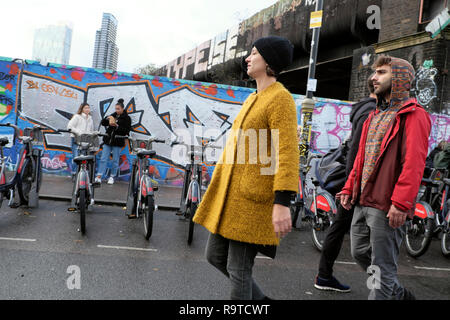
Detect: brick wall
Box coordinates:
(349, 39, 449, 115)
(378, 0, 422, 42)
(349, 46, 377, 102)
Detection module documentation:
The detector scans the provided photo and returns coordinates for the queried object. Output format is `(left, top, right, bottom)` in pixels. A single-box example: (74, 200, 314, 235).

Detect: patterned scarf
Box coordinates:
(361, 58, 415, 192)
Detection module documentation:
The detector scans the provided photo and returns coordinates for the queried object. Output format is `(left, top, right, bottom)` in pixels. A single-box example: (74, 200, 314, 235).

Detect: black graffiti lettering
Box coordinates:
(0, 72, 15, 82)
(0, 95, 14, 106)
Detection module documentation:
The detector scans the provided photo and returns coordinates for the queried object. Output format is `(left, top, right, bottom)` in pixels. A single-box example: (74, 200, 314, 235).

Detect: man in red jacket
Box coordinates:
(337, 55, 431, 300)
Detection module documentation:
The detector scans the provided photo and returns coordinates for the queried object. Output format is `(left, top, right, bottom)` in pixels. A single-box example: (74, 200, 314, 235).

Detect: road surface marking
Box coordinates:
(335, 261, 357, 265)
(97, 245, 158, 252)
(256, 255, 272, 260)
(414, 266, 450, 272)
(0, 237, 37, 242)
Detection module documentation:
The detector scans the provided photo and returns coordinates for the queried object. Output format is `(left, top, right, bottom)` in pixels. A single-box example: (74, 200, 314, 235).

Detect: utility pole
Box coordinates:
(299, 0, 323, 165)
(12, 58, 25, 126)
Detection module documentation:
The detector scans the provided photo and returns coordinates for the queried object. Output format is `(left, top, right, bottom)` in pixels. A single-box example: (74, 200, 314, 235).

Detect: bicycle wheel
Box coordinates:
(441, 230, 450, 258)
(36, 157, 43, 192)
(311, 209, 332, 252)
(143, 196, 154, 240)
(17, 160, 33, 205)
(79, 189, 87, 235)
(405, 217, 434, 257)
(187, 202, 197, 245)
(127, 165, 138, 217)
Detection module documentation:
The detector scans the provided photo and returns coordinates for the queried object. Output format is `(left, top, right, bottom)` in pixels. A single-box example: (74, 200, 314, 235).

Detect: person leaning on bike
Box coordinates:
(67, 103, 95, 179)
(314, 76, 376, 293)
(337, 55, 431, 300)
(193, 36, 299, 300)
(95, 98, 131, 185)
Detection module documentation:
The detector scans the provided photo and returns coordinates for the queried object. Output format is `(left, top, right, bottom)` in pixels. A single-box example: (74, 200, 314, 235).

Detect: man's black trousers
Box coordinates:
(318, 204, 354, 279)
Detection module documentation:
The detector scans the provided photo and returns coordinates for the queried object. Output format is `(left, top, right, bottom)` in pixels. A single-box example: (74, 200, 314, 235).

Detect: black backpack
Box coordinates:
(314, 141, 349, 196)
(434, 145, 450, 170)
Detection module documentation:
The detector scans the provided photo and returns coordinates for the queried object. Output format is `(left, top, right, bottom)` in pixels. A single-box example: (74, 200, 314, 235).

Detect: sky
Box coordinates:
(1, 0, 278, 73)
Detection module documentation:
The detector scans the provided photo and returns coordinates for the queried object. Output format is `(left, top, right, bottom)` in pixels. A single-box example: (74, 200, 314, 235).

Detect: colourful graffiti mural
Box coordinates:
(0, 56, 448, 186)
(411, 60, 439, 112)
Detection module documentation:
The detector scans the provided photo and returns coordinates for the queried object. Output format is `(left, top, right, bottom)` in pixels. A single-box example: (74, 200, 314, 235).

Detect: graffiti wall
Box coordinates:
(411, 60, 440, 112)
(0, 56, 447, 186)
(156, 0, 382, 86)
(160, 24, 244, 81)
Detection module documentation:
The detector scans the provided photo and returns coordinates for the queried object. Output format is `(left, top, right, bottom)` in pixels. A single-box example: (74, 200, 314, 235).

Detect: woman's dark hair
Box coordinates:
(266, 65, 278, 78)
(76, 103, 90, 115)
(116, 98, 125, 109)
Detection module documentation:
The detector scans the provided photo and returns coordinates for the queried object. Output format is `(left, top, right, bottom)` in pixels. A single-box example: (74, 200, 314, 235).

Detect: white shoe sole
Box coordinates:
(314, 283, 351, 293)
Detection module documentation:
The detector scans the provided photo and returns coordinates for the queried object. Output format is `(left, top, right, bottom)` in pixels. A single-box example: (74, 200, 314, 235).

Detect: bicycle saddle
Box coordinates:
(188, 151, 202, 157)
(74, 155, 95, 163)
(421, 177, 441, 187)
(312, 179, 321, 187)
(78, 142, 90, 149)
(136, 149, 156, 158)
(20, 136, 33, 143)
(0, 137, 8, 146)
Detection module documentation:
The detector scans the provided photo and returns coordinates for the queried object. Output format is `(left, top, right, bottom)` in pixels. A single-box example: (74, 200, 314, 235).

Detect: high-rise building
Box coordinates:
(92, 13, 119, 70)
(32, 23, 73, 65)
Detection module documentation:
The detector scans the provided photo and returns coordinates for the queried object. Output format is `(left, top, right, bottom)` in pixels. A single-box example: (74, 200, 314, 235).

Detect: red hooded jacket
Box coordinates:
(341, 58, 431, 219)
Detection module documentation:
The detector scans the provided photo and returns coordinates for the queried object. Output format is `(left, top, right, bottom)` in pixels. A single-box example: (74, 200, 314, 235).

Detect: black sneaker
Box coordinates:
(314, 275, 351, 293)
(402, 288, 416, 300)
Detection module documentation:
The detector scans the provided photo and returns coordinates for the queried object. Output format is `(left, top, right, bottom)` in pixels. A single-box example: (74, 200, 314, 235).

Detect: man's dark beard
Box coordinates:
(376, 83, 391, 110)
(376, 83, 391, 98)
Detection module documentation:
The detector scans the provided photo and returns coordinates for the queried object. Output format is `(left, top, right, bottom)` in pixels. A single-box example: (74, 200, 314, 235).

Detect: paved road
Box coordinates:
(0, 199, 449, 300)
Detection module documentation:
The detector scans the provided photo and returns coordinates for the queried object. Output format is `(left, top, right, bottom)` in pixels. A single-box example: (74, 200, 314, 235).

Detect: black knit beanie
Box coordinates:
(252, 36, 294, 74)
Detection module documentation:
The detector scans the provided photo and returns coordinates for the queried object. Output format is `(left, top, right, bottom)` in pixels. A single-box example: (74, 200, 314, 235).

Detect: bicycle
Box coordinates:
(440, 178, 450, 258)
(405, 167, 450, 258)
(57, 129, 107, 235)
(0, 123, 44, 209)
(172, 137, 220, 245)
(119, 134, 165, 240)
(290, 152, 338, 251)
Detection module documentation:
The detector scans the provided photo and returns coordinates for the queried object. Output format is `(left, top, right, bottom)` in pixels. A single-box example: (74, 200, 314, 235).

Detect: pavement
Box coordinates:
(39, 174, 183, 210)
(0, 195, 449, 300)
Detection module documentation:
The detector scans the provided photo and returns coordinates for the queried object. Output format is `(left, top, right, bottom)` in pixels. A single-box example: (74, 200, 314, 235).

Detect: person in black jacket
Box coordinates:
(314, 76, 376, 292)
(95, 99, 131, 185)
(426, 141, 447, 168)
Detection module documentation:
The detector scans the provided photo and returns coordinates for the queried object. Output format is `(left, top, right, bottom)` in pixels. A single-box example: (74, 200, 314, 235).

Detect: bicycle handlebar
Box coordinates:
(57, 129, 108, 138)
(0, 123, 21, 135)
(171, 138, 221, 150)
(117, 135, 166, 145)
(0, 123, 45, 145)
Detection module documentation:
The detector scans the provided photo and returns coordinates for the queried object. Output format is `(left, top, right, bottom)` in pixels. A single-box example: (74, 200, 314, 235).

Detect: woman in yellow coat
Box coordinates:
(193, 36, 299, 300)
